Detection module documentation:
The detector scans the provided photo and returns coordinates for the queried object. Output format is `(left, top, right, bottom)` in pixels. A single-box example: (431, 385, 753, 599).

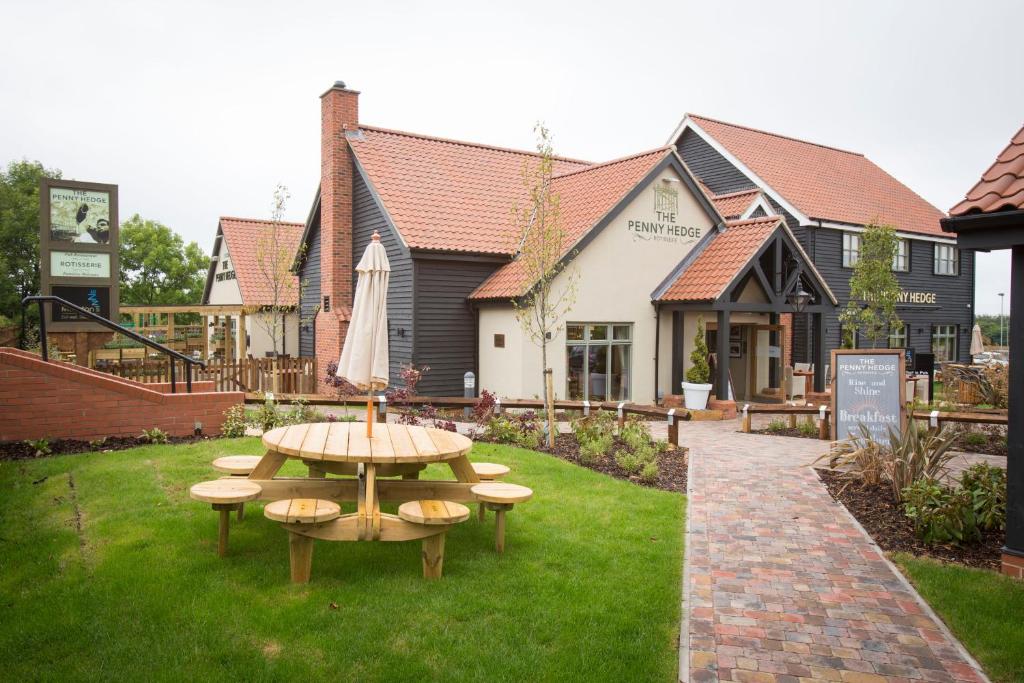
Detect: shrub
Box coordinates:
(140, 427, 168, 444)
(962, 431, 987, 448)
(571, 411, 615, 444)
(960, 463, 1007, 531)
(579, 433, 613, 464)
(797, 420, 818, 437)
(639, 461, 660, 484)
(614, 449, 643, 474)
(686, 315, 710, 384)
(221, 405, 248, 438)
(902, 479, 979, 545)
(254, 395, 281, 432)
(24, 438, 51, 458)
(619, 416, 652, 450)
(483, 413, 542, 449)
(283, 398, 322, 425)
(766, 418, 788, 433)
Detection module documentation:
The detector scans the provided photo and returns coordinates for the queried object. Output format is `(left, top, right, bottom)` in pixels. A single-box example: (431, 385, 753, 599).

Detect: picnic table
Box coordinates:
(247, 422, 482, 542)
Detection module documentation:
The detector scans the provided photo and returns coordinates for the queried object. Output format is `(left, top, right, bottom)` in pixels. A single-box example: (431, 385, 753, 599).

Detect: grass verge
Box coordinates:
(0, 439, 684, 681)
(893, 553, 1024, 683)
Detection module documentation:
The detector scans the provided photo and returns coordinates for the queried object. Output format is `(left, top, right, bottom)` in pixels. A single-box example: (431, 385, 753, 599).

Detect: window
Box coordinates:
(566, 323, 631, 401)
(888, 325, 906, 349)
(932, 325, 958, 362)
(892, 239, 909, 272)
(934, 244, 958, 276)
(842, 233, 860, 268)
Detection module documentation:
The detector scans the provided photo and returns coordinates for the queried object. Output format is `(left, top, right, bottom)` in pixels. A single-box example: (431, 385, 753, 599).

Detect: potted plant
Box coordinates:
(682, 316, 713, 410)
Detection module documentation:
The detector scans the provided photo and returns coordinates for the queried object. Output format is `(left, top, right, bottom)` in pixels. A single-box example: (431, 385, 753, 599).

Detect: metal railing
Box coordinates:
(21, 295, 206, 393)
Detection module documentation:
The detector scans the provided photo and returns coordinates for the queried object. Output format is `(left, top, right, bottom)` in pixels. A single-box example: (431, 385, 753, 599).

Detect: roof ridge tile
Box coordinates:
(689, 113, 864, 157)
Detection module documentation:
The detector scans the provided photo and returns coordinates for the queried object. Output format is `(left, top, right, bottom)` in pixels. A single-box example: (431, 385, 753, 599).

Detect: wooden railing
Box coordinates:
(99, 356, 317, 394)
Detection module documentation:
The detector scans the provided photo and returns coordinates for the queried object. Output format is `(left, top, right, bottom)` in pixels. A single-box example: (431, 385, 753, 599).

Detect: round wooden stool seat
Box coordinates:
(264, 498, 341, 525)
(190, 479, 262, 504)
(471, 482, 533, 504)
(471, 462, 510, 480)
(212, 455, 263, 475)
(398, 500, 470, 525)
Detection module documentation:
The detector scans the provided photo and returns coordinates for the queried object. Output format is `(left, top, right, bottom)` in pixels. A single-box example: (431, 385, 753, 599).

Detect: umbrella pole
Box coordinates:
(367, 389, 373, 438)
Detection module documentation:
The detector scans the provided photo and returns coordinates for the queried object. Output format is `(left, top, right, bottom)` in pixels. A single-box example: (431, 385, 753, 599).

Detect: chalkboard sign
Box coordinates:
(831, 349, 906, 442)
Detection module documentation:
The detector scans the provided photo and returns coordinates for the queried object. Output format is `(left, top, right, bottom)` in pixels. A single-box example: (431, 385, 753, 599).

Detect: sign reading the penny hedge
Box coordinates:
(831, 349, 905, 442)
(50, 251, 111, 278)
(628, 182, 703, 244)
(39, 179, 119, 331)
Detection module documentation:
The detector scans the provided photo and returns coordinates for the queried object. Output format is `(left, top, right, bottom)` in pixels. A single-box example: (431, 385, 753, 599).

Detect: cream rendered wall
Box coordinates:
(478, 166, 716, 402)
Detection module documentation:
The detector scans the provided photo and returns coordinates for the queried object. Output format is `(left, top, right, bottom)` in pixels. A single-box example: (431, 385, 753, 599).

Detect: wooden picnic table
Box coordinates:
(248, 422, 481, 542)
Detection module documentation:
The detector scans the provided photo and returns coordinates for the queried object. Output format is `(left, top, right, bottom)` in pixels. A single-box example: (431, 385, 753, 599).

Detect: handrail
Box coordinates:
(21, 295, 206, 393)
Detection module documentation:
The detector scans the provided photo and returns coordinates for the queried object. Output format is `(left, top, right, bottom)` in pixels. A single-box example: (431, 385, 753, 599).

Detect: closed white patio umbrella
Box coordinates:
(336, 232, 390, 436)
(970, 323, 985, 357)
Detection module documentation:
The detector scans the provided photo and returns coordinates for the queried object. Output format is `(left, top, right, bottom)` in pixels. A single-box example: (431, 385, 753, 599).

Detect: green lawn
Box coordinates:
(0, 439, 684, 682)
(894, 554, 1024, 683)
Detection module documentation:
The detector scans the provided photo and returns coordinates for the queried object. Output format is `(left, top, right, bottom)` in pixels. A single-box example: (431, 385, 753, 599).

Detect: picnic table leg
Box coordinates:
(448, 455, 481, 484)
(288, 531, 314, 583)
(236, 502, 245, 521)
(492, 504, 511, 554)
(248, 449, 288, 480)
(478, 503, 486, 522)
(422, 532, 446, 579)
(213, 504, 232, 557)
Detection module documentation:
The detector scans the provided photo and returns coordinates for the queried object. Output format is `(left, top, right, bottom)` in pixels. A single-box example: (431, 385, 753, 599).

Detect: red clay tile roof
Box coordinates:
(468, 148, 673, 300)
(688, 115, 947, 236)
(658, 216, 781, 302)
(218, 217, 304, 306)
(949, 125, 1024, 216)
(348, 126, 590, 254)
(709, 188, 763, 219)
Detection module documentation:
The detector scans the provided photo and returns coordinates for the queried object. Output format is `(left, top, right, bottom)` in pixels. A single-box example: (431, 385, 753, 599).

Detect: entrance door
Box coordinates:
(748, 324, 784, 403)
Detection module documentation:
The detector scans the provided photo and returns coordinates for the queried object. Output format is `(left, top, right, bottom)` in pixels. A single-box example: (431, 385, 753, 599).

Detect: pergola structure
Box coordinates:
(941, 124, 1023, 579)
(120, 304, 259, 362)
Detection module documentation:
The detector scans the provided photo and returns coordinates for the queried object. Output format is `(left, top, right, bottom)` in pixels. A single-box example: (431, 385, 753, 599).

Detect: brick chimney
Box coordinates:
(316, 81, 359, 390)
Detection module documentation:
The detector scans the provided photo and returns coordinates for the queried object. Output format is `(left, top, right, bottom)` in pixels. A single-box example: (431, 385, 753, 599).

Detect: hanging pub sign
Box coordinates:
(39, 179, 119, 331)
(831, 348, 906, 442)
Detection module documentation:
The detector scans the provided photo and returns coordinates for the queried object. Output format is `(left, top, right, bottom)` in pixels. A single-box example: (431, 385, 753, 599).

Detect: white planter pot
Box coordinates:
(681, 382, 713, 410)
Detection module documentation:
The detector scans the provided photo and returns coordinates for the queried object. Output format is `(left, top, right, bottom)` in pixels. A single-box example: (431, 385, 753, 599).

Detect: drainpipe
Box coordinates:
(653, 302, 661, 404)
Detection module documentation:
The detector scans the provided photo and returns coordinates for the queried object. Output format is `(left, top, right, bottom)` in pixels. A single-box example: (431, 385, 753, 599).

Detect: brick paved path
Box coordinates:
(680, 420, 988, 683)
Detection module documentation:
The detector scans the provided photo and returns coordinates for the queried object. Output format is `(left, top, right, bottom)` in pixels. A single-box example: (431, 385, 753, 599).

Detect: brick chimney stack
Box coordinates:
(316, 81, 359, 389)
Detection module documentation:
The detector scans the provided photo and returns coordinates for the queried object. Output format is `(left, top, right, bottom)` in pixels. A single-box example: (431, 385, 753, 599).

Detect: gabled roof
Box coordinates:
(468, 148, 680, 300)
(949, 125, 1024, 216)
(347, 126, 590, 255)
(674, 114, 948, 237)
(707, 187, 763, 220)
(208, 217, 304, 306)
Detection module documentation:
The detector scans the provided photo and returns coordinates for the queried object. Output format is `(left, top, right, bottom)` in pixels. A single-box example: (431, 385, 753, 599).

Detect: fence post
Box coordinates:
(741, 404, 751, 433)
(463, 371, 475, 419)
(667, 408, 678, 447)
(818, 405, 829, 440)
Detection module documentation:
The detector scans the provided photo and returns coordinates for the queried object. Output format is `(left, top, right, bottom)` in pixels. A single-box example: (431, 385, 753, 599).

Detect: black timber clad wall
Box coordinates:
(413, 259, 500, 395)
(352, 173, 413, 384)
(811, 228, 975, 362)
(297, 217, 321, 358)
(677, 129, 756, 195)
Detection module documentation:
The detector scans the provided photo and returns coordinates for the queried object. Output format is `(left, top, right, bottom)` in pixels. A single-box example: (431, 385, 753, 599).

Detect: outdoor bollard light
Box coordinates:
(463, 371, 475, 419)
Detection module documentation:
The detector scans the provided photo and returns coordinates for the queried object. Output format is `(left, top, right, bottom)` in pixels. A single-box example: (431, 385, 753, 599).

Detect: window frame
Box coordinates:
(933, 243, 959, 276)
(565, 323, 632, 402)
(931, 324, 959, 362)
(842, 232, 861, 269)
(892, 239, 909, 272)
(887, 324, 907, 349)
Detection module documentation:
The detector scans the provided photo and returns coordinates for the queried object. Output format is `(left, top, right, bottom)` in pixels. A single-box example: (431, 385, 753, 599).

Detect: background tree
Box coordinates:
(839, 222, 903, 348)
(975, 313, 1009, 348)
(512, 124, 579, 447)
(119, 214, 207, 305)
(254, 184, 300, 358)
(0, 159, 62, 321)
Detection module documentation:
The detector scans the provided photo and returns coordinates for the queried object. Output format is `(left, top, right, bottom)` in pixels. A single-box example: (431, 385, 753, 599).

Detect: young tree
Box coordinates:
(119, 215, 207, 305)
(686, 316, 711, 384)
(254, 184, 300, 360)
(839, 222, 903, 348)
(512, 124, 579, 447)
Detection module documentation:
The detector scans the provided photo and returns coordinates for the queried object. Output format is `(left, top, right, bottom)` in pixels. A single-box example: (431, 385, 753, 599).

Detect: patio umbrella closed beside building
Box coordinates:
(970, 323, 985, 357)
(336, 232, 390, 436)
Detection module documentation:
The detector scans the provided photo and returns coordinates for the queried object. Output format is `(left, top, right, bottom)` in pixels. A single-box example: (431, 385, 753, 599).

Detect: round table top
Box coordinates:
(262, 422, 473, 464)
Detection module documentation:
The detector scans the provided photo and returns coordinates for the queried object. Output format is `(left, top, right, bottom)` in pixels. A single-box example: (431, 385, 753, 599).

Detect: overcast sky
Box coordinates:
(1, 0, 1019, 314)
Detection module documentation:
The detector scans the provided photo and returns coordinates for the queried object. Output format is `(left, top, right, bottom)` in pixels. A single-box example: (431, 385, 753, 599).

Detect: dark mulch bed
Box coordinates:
(536, 434, 687, 494)
(817, 469, 1002, 569)
(750, 427, 820, 440)
(950, 432, 1008, 457)
(0, 434, 215, 462)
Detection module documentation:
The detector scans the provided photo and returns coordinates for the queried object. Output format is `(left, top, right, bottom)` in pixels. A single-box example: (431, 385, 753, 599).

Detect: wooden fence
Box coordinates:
(99, 357, 317, 394)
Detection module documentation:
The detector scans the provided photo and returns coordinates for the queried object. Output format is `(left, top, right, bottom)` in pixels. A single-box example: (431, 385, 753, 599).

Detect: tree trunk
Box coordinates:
(541, 339, 555, 448)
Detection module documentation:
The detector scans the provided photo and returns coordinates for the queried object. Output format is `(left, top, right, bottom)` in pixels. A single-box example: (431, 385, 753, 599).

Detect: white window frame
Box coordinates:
(934, 244, 959, 276)
(842, 232, 861, 268)
(932, 325, 958, 362)
(888, 325, 907, 349)
(892, 239, 909, 272)
(565, 323, 632, 402)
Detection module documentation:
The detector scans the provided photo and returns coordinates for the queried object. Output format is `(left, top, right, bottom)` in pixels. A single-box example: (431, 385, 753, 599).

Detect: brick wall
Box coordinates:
(315, 82, 359, 393)
(0, 348, 243, 442)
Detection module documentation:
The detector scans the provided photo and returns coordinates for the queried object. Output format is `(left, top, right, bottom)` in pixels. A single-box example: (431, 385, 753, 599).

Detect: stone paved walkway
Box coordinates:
(680, 420, 989, 683)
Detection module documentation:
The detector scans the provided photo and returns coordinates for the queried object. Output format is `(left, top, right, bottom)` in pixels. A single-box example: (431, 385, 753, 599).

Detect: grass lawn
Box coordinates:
(894, 553, 1024, 683)
(0, 438, 684, 681)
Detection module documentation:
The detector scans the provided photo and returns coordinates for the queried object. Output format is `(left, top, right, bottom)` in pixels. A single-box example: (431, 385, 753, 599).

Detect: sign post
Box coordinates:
(830, 348, 906, 442)
(38, 178, 120, 362)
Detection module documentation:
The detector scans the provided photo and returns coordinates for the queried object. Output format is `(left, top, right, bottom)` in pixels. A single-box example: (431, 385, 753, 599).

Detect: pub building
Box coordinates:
(295, 82, 974, 405)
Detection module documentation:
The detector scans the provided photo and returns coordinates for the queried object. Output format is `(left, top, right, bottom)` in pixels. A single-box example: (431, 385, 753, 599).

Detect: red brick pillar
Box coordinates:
(315, 81, 359, 392)
(779, 312, 792, 369)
